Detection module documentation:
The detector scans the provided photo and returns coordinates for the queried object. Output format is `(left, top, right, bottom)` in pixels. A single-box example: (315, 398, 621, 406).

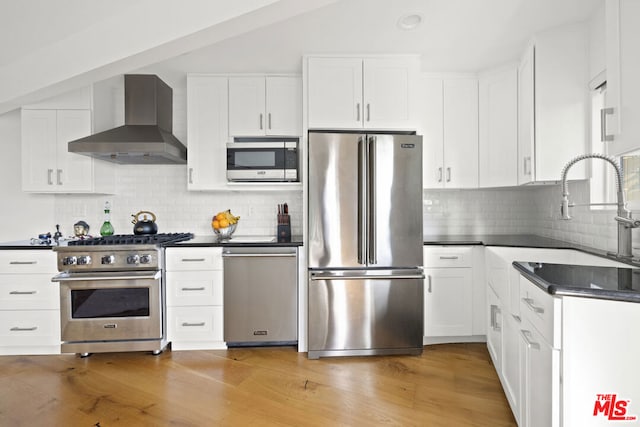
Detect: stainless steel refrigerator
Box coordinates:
(307, 131, 424, 359)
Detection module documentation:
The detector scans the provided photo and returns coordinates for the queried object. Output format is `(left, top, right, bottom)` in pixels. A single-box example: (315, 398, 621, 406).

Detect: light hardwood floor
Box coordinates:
(0, 343, 516, 426)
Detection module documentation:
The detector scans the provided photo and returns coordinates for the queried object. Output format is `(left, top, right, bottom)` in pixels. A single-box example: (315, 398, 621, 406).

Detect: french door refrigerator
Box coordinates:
(307, 131, 424, 359)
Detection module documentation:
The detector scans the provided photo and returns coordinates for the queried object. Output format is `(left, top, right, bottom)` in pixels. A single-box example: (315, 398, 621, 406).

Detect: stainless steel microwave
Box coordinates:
(226, 138, 299, 182)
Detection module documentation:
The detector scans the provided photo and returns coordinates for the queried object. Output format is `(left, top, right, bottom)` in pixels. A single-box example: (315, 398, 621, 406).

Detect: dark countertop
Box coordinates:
(163, 235, 303, 248)
(513, 261, 640, 303)
(424, 234, 575, 249)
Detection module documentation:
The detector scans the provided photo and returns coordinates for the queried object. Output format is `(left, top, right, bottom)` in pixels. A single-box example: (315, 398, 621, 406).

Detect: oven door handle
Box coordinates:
(52, 271, 161, 282)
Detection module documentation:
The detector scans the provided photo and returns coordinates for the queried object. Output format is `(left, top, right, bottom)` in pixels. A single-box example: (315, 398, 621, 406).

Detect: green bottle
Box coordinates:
(100, 201, 115, 236)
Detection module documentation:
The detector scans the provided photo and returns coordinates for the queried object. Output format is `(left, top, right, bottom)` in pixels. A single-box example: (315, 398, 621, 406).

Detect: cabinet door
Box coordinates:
(443, 78, 479, 188)
(21, 109, 57, 192)
(55, 109, 92, 192)
(424, 267, 473, 336)
(228, 77, 266, 136)
(265, 76, 301, 136)
(502, 313, 523, 425)
(479, 66, 518, 188)
(518, 44, 535, 185)
(486, 284, 503, 370)
(186, 75, 228, 190)
(606, 0, 640, 155)
(307, 57, 363, 129)
(363, 57, 415, 129)
(419, 77, 445, 188)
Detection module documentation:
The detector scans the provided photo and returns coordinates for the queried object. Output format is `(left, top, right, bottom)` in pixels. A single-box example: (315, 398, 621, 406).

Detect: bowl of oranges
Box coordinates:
(211, 209, 240, 239)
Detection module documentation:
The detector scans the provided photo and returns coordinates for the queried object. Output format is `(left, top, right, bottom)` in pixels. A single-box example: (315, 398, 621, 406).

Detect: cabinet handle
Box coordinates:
(512, 314, 521, 322)
(366, 103, 370, 122)
(47, 169, 53, 185)
(427, 275, 432, 293)
(181, 258, 206, 262)
(356, 103, 361, 121)
(490, 305, 501, 331)
(10, 326, 38, 332)
(9, 261, 37, 265)
(522, 297, 544, 314)
(520, 329, 541, 350)
(9, 290, 37, 295)
(600, 107, 615, 142)
(181, 287, 206, 291)
(268, 113, 272, 129)
(181, 322, 205, 327)
(438, 167, 443, 183)
(260, 113, 263, 130)
(524, 157, 532, 176)
(446, 167, 451, 182)
(439, 256, 459, 260)
(188, 168, 193, 184)
(57, 169, 62, 185)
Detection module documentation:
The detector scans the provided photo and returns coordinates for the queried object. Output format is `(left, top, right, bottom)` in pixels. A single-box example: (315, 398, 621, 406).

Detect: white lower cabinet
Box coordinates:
(423, 246, 484, 342)
(0, 250, 60, 355)
(165, 247, 225, 350)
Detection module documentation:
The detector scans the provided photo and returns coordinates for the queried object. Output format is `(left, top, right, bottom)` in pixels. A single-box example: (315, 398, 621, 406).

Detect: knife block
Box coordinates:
(277, 214, 291, 243)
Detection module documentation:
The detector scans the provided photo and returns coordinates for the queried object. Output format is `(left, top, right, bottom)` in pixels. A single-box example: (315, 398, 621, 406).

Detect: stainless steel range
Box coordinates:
(52, 233, 193, 356)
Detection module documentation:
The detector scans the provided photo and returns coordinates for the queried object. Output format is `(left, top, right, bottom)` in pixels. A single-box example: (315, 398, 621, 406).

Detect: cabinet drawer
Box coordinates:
(165, 248, 222, 271)
(0, 250, 56, 274)
(167, 306, 223, 342)
(0, 310, 60, 347)
(0, 275, 59, 310)
(424, 246, 473, 267)
(519, 276, 561, 347)
(166, 271, 223, 306)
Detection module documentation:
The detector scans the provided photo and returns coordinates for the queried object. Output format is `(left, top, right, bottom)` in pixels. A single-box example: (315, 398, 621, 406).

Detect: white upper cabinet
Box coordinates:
(21, 86, 114, 194)
(307, 55, 419, 130)
(479, 65, 518, 188)
(518, 23, 589, 184)
(228, 76, 301, 137)
(186, 75, 228, 190)
(421, 76, 479, 189)
(604, 0, 640, 155)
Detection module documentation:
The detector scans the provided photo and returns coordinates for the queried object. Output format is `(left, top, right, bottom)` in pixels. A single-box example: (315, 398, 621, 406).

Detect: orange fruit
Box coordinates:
(219, 219, 229, 228)
(212, 220, 220, 229)
(216, 212, 226, 221)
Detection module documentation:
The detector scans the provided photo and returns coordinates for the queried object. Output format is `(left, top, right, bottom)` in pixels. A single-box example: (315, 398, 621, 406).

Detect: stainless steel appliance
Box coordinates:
(222, 246, 297, 346)
(307, 131, 424, 359)
(52, 233, 193, 356)
(68, 74, 187, 164)
(226, 137, 299, 182)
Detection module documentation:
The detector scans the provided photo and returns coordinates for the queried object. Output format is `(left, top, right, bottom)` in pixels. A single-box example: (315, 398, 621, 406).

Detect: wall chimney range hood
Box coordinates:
(68, 74, 187, 164)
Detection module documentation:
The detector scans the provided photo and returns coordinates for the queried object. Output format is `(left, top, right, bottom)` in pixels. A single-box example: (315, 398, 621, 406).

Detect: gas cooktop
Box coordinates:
(67, 233, 193, 246)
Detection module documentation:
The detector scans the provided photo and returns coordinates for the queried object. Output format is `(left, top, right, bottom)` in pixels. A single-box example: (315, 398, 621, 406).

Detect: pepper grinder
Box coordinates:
(53, 224, 62, 244)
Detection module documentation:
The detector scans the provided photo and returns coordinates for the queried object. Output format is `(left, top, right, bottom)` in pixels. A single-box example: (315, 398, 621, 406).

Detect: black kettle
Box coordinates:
(131, 211, 158, 235)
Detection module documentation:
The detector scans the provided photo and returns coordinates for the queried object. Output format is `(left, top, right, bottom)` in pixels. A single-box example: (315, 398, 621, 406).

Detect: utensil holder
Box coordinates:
(277, 214, 291, 243)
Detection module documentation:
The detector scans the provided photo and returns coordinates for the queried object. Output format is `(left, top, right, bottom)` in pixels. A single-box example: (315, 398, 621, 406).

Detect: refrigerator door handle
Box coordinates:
(368, 135, 377, 265)
(357, 136, 367, 265)
(310, 272, 425, 281)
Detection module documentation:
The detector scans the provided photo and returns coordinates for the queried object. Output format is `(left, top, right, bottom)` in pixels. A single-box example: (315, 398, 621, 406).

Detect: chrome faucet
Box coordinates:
(560, 153, 640, 259)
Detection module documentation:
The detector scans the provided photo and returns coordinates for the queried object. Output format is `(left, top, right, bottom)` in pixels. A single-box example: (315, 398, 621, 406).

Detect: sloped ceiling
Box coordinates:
(0, 0, 601, 113)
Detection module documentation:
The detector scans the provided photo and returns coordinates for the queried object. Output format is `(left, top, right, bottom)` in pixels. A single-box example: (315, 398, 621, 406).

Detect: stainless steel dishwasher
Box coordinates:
(222, 246, 298, 346)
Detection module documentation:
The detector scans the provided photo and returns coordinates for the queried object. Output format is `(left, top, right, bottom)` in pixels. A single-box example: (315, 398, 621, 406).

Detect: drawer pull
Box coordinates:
(9, 261, 37, 265)
(181, 287, 206, 291)
(427, 275, 432, 293)
(181, 258, 206, 262)
(522, 297, 544, 314)
(439, 256, 459, 260)
(520, 329, 541, 350)
(9, 291, 37, 295)
(10, 326, 38, 332)
(181, 322, 206, 327)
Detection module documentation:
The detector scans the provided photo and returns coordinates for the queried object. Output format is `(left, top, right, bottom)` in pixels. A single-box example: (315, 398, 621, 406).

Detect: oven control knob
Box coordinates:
(77, 255, 92, 265)
(127, 254, 140, 265)
(139, 254, 152, 264)
(62, 256, 77, 266)
(101, 255, 115, 265)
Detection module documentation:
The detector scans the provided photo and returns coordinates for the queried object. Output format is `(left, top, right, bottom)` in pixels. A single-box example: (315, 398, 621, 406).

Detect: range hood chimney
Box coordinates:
(68, 74, 187, 164)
